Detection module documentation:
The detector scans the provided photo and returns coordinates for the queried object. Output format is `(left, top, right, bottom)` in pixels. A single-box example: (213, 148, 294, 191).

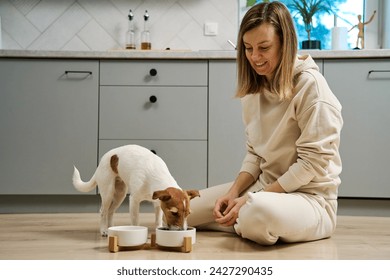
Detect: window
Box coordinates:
(238, 0, 367, 50)
(294, 0, 365, 49)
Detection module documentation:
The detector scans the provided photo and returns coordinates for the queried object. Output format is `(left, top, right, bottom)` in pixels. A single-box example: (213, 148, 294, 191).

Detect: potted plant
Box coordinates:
(289, 0, 332, 49)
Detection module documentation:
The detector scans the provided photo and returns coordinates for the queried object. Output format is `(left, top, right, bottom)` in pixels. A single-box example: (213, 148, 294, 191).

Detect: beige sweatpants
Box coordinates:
(187, 181, 337, 245)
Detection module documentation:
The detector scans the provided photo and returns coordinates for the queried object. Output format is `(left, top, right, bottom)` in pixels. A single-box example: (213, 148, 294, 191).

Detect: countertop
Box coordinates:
(1, 49, 390, 60)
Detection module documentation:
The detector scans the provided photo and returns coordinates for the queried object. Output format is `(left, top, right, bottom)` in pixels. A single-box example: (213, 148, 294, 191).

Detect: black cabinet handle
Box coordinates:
(149, 68, 157, 76)
(149, 95, 157, 103)
(64, 70, 92, 79)
(368, 70, 390, 80)
(368, 70, 390, 74)
(65, 70, 92, 75)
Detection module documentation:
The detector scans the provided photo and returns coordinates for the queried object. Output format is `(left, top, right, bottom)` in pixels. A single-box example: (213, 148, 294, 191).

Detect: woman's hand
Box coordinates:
(213, 195, 247, 227)
(212, 172, 255, 227)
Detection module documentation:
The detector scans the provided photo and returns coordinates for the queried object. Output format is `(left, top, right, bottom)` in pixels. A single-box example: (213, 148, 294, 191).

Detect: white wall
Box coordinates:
(0, 0, 238, 51)
(365, 0, 380, 49)
(382, 0, 390, 48)
(358, 0, 389, 49)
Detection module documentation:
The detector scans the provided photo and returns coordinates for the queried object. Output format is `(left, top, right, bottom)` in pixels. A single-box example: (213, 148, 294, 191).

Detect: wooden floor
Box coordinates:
(0, 213, 389, 260)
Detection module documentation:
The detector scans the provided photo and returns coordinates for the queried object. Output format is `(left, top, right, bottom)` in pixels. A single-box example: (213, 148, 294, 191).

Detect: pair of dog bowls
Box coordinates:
(108, 226, 196, 247)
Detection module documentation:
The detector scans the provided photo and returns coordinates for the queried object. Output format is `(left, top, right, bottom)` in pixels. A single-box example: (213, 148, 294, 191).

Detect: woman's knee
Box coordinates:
(234, 192, 279, 245)
(240, 192, 282, 222)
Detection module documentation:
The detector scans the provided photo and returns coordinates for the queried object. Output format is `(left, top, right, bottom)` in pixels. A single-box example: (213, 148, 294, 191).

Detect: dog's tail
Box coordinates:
(72, 166, 97, 193)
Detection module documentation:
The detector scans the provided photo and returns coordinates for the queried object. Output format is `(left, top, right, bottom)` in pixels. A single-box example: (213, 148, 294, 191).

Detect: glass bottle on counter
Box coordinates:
(125, 9, 136, 50)
(141, 10, 151, 50)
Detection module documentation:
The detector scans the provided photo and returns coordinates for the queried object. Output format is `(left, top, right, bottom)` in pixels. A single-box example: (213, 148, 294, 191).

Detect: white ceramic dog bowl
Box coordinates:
(108, 226, 148, 247)
(155, 227, 196, 247)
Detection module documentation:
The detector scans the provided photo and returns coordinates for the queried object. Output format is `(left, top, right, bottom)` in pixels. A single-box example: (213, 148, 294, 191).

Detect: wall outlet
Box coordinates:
(204, 22, 218, 36)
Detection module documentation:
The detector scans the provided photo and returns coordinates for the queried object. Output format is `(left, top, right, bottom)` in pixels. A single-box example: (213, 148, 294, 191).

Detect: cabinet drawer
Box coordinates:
(99, 140, 207, 188)
(100, 86, 207, 140)
(100, 60, 208, 86)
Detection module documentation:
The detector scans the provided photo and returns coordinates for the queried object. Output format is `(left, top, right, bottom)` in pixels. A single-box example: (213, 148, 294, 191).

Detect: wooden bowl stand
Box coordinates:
(108, 233, 193, 253)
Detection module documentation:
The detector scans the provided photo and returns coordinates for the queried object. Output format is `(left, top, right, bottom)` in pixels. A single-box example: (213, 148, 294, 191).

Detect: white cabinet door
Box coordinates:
(324, 59, 390, 198)
(208, 60, 246, 186)
(0, 59, 98, 194)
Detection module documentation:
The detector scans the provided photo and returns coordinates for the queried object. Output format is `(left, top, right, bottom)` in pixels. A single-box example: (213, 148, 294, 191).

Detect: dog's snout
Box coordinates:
(168, 222, 187, 231)
(168, 225, 181, 230)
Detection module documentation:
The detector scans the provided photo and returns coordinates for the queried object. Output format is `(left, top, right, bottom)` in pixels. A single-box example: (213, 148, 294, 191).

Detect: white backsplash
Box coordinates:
(0, 0, 238, 51)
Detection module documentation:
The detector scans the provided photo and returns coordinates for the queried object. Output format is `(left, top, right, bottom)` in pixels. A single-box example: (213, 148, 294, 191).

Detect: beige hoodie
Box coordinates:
(240, 55, 343, 200)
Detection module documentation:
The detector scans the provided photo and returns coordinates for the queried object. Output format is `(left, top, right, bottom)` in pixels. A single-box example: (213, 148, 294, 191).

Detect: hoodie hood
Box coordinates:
(294, 54, 319, 77)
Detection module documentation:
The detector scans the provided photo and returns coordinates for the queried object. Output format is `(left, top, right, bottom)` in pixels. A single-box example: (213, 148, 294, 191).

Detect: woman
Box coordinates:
(188, 1, 343, 245)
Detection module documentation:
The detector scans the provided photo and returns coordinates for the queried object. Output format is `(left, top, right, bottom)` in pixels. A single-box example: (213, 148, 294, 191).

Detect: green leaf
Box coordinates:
(246, 0, 257, 7)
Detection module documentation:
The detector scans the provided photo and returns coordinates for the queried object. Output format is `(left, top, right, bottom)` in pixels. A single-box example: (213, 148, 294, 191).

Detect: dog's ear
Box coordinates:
(152, 190, 171, 201)
(186, 190, 200, 200)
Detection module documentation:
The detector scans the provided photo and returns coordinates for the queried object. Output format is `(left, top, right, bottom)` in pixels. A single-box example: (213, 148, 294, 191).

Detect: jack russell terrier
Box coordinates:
(72, 144, 200, 236)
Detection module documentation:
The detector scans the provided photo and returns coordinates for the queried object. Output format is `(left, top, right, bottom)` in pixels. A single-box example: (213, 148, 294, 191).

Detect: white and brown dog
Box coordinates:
(72, 144, 200, 236)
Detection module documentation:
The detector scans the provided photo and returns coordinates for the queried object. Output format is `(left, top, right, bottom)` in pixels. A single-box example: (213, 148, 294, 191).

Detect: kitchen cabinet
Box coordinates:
(99, 60, 208, 189)
(324, 59, 390, 198)
(1, 55, 388, 202)
(208, 60, 246, 186)
(0, 59, 98, 194)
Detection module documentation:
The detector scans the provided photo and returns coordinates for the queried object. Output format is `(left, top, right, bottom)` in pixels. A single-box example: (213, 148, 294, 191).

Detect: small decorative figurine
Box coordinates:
(349, 10, 376, 49)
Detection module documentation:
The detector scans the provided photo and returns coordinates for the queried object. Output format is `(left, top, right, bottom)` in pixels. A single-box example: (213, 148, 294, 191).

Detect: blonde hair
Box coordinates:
(236, 1, 297, 100)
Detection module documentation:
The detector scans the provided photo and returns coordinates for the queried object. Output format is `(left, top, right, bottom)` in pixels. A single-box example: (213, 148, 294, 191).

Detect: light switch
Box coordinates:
(204, 22, 218, 36)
